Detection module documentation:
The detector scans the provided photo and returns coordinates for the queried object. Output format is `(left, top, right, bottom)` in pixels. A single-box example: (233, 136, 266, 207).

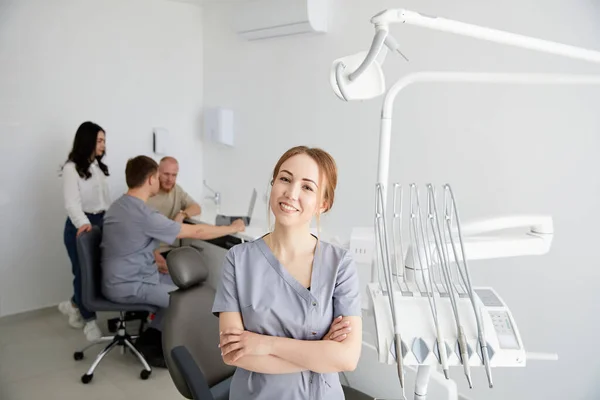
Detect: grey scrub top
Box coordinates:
(101, 194, 180, 298)
(212, 236, 361, 400)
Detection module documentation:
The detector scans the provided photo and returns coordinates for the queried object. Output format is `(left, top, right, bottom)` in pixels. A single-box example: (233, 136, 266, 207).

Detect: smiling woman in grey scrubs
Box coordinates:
(213, 146, 362, 400)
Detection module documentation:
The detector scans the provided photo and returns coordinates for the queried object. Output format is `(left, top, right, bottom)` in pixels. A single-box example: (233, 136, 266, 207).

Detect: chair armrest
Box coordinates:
(171, 346, 215, 400)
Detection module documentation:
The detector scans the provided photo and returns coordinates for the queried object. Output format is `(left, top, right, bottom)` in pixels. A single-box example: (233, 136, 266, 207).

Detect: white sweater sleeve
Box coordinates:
(63, 163, 90, 228)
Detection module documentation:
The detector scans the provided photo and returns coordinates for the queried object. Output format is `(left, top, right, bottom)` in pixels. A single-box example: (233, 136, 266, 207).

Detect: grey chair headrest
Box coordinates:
(167, 246, 209, 289)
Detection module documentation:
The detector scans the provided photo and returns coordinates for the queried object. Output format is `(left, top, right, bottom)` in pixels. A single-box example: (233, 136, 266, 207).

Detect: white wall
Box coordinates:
(0, 0, 204, 317)
(201, 1, 600, 399)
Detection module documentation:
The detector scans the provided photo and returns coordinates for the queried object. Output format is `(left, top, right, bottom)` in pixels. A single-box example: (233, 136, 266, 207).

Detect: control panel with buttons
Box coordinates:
(475, 288, 521, 351)
(489, 310, 520, 350)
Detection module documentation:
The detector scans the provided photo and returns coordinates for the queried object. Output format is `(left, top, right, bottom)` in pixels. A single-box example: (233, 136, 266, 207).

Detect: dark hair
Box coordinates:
(65, 121, 109, 179)
(126, 156, 158, 189)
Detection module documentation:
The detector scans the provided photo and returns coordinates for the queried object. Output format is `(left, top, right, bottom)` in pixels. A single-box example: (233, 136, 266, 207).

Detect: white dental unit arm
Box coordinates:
(331, 8, 600, 400)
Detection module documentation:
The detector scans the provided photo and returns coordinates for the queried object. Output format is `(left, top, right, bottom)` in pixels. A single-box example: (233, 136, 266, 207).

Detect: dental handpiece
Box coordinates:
(420, 187, 450, 379)
(458, 326, 473, 388)
(480, 335, 493, 388)
(374, 185, 406, 398)
(477, 309, 493, 388)
(479, 309, 493, 388)
(394, 333, 406, 399)
(444, 184, 493, 389)
(376, 218, 405, 395)
(437, 324, 450, 379)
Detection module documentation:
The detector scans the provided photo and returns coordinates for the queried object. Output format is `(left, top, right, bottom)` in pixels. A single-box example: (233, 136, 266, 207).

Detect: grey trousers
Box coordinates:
(117, 274, 177, 331)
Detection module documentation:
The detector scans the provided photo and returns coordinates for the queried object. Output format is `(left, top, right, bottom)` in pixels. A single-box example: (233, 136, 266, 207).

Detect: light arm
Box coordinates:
(371, 9, 600, 64)
(347, 29, 388, 82)
(332, 8, 600, 103)
(374, 71, 600, 206)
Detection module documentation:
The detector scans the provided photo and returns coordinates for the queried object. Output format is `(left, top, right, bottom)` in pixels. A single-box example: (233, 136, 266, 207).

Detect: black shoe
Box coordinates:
(136, 342, 166, 368)
(135, 328, 166, 368)
(146, 352, 167, 369)
(136, 327, 161, 346)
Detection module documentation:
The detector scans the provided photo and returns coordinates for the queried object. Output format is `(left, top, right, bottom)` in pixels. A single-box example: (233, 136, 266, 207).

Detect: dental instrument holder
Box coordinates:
(373, 184, 553, 388)
(333, 7, 600, 400)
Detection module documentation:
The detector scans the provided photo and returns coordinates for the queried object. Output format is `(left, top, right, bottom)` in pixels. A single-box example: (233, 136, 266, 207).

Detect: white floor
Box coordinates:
(0, 308, 184, 400)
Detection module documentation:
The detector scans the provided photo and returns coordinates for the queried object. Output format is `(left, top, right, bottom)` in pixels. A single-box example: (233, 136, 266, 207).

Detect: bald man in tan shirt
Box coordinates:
(146, 157, 205, 273)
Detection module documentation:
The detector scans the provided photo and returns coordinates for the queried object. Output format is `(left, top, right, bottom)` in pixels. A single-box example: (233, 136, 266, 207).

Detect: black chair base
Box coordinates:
(74, 312, 152, 384)
(107, 311, 149, 334)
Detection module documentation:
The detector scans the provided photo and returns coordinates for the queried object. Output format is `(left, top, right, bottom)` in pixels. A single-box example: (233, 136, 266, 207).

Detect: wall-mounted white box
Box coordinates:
(204, 107, 234, 147)
(153, 127, 170, 155)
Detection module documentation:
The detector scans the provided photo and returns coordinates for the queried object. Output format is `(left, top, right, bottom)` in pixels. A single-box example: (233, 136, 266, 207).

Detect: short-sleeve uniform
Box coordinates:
(212, 236, 361, 400)
(146, 184, 198, 254)
(101, 194, 180, 299)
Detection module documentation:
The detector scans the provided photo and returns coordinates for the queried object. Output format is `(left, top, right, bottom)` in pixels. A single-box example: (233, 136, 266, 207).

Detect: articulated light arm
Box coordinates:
(375, 71, 600, 205)
(331, 8, 600, 204)
(337, 8, 600, 96)
(371, 9, 600, 65)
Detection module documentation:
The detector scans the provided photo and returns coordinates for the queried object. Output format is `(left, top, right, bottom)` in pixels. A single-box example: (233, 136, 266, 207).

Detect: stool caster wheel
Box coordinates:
(73, 352, 84, 361)
(140, 369, 151, 380)
(81, 374, 93, 384)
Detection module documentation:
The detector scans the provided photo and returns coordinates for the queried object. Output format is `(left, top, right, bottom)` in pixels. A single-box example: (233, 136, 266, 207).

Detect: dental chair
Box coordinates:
(162, 246, 375, 400)
(162, 246, 235, 400)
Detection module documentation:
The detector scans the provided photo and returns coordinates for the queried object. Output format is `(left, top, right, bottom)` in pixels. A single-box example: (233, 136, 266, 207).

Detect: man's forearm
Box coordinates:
(192, 224, 236, 240)
(178, 223, 235, 240)
(226, 354, 307, 374)
(184, 203, 201, 217)
(269, 337, 353, 374)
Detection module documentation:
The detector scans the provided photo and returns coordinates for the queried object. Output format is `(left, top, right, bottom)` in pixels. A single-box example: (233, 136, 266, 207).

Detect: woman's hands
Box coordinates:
(220, 329, 272, 363)
(220, 316, 353, 363)
(325, 316, 352, 342)
(76, 224, 92, 237)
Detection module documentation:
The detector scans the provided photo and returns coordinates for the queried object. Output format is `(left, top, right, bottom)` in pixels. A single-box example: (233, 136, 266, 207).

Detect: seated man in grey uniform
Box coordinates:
(101, 155, 245, 367)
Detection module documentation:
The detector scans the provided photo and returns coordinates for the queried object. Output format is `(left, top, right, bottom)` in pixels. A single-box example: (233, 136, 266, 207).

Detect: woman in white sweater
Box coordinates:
(59, 121, 111, 341)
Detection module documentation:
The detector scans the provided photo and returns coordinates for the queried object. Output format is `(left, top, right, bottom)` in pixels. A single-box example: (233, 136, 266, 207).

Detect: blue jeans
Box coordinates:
(63, 213, 104, 321)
